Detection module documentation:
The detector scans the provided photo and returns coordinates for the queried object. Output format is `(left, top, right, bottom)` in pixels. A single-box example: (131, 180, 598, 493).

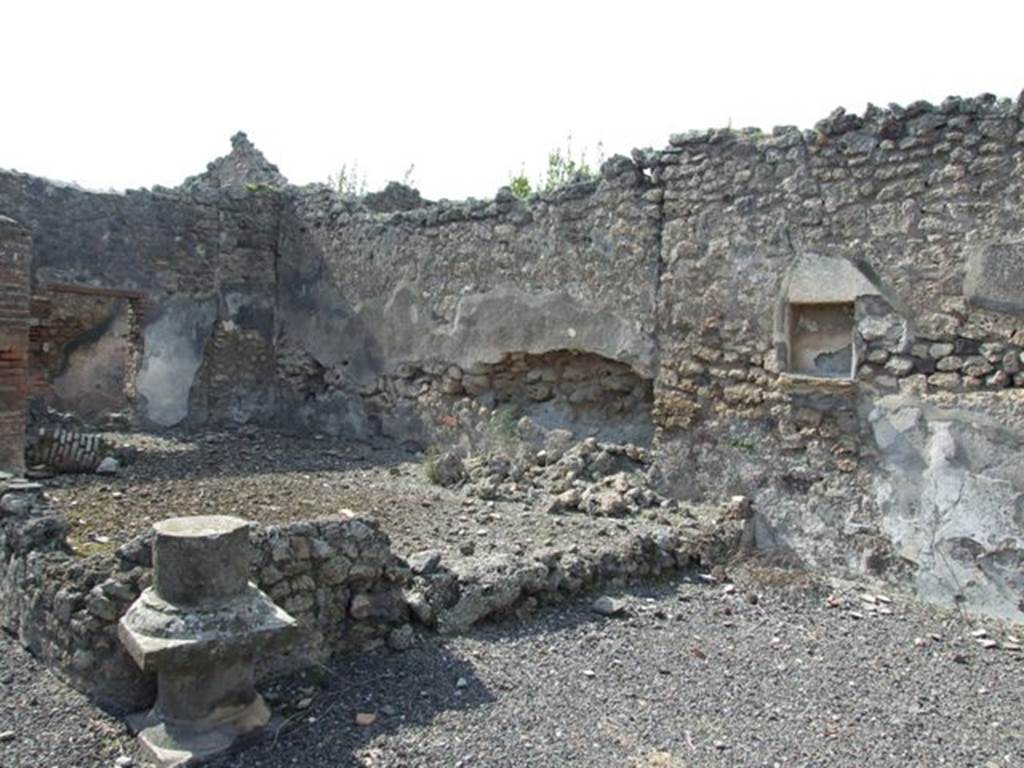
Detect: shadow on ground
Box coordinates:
(210, 638, 496, 768)
(208, 579, 705, 768)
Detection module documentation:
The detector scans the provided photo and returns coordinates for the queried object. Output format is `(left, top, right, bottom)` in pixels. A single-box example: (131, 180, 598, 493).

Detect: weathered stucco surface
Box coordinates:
(135, 297, 217, 427)
(2, 93, 1024, 620)
(870, 394, 1024, 619)
(51, 307, 131, 417)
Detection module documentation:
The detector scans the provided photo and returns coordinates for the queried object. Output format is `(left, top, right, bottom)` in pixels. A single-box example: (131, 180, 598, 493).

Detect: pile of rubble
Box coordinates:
(431, 435, 678, 518)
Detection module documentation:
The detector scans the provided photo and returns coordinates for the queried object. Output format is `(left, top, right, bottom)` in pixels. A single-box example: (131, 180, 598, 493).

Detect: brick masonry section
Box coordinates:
(27, 284, 146, 415)
(0, 216, 31, 474)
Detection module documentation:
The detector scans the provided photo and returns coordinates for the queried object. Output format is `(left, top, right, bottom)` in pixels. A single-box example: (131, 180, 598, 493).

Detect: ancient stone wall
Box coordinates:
(268, 95, 1024, 620)
(0, 482, 410, 711)
(27, 284, 145, 419)
(651, 96, 1024, 434)
(0, 155, 280, 428)
(647, 94, 1024, 618)
(1, 94, 1022, 620)
(275, 160, 661, 441)
(0, 216, 31, 474)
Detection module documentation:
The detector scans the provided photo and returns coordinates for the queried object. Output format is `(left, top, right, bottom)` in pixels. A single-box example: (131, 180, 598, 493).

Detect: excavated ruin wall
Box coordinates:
(0, 216, 31, 474)
(269, 95, 1024, 618)
(648, 94, 1024, 619)
(274, 160, 661, 444)
(0, 484, 410, 712)
(0, 171, 280, 429)
(0, 96, 1022, 622)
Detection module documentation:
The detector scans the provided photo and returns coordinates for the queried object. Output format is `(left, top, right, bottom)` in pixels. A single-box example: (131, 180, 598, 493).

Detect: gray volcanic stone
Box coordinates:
(591, 596, 626, 616)
(95, 456, 120, 475)
(965, 242, 1024, 314)
(386, 624, 416, 651)
(408, 549, 443, 576)
(151, 515, 251, 606)
(432, 451, 466, 487)
(180, 131, 287, 193)
(363, 182, 426, 213)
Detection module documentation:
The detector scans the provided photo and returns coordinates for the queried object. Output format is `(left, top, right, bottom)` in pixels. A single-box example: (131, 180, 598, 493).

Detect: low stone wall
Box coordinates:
(0, 481, 410, 712)
(406, 517, 744, 634)
(1, 470, 749, 712)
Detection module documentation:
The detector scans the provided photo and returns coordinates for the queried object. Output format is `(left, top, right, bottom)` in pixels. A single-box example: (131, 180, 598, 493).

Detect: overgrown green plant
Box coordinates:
(487, 404, 521, 452)
(423, 445, 440, 485)
(541, 134, 602, 192)
(508, 169, 532, 199)
(329, 162, 368, 198)
(508, 135, 605, 197)
(401, 164, 417, 188)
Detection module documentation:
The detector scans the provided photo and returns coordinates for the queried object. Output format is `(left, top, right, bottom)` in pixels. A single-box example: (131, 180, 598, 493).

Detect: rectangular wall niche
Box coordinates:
(787, 303, 855, 378)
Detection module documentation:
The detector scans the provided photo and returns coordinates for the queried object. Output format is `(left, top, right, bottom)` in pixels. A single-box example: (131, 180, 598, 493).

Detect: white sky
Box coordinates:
(1, 1, 1021, 200)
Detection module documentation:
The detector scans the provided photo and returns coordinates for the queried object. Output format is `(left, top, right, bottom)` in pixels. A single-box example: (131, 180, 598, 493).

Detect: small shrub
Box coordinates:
(329, 162, 368, 199)
(507, 134, 605, 198)
(541, 134, 598, 192)
(487, 404, 521, 451)
(508, 168, 532, 199)
(423, 445, 440, 485)
(401, 164, 416, 187)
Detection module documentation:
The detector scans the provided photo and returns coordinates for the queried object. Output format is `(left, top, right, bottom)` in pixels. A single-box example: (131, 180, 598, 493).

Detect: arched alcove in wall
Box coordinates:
(460, 348, 655, 445)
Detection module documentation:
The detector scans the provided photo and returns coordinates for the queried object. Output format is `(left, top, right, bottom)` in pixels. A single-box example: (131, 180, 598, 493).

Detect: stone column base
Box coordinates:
(128, 695, 273, 767)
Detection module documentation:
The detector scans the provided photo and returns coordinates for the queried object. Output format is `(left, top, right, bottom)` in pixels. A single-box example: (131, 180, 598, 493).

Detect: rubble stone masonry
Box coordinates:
(1, 96, 1023, 622)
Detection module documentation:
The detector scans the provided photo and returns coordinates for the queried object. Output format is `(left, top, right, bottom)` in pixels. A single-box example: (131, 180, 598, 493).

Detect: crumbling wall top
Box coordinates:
(179, 131, 288, 194)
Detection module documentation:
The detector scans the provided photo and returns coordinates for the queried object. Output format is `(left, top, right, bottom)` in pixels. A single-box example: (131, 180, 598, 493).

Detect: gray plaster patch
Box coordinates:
(279, 281, 657, 388)
(964, 242, 1024, 314)
(442, 286, 657, 378)
(136, 298, 217, 427)
(870, 395, 1024, 621)
(52, 302, 132, 419)
(785, 253, 879, 304)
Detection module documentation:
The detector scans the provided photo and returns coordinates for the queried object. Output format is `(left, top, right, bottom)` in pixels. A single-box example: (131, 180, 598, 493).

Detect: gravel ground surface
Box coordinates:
(8, 569, 1018, 768)
(210, 571, 1024, 768)
(44, 429, 707, 565)
(11, 429, 1024, 767)
(0, 631, 135, 768)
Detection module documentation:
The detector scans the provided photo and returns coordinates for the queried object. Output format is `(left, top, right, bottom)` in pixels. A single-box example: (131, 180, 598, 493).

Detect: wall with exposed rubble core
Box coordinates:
(0, 134, 281, 430)
(646, 94, 1024, 622)
(27, 284, 146, 419)
(1, 93, 1023, 623)
(273, 157, 661, 445)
